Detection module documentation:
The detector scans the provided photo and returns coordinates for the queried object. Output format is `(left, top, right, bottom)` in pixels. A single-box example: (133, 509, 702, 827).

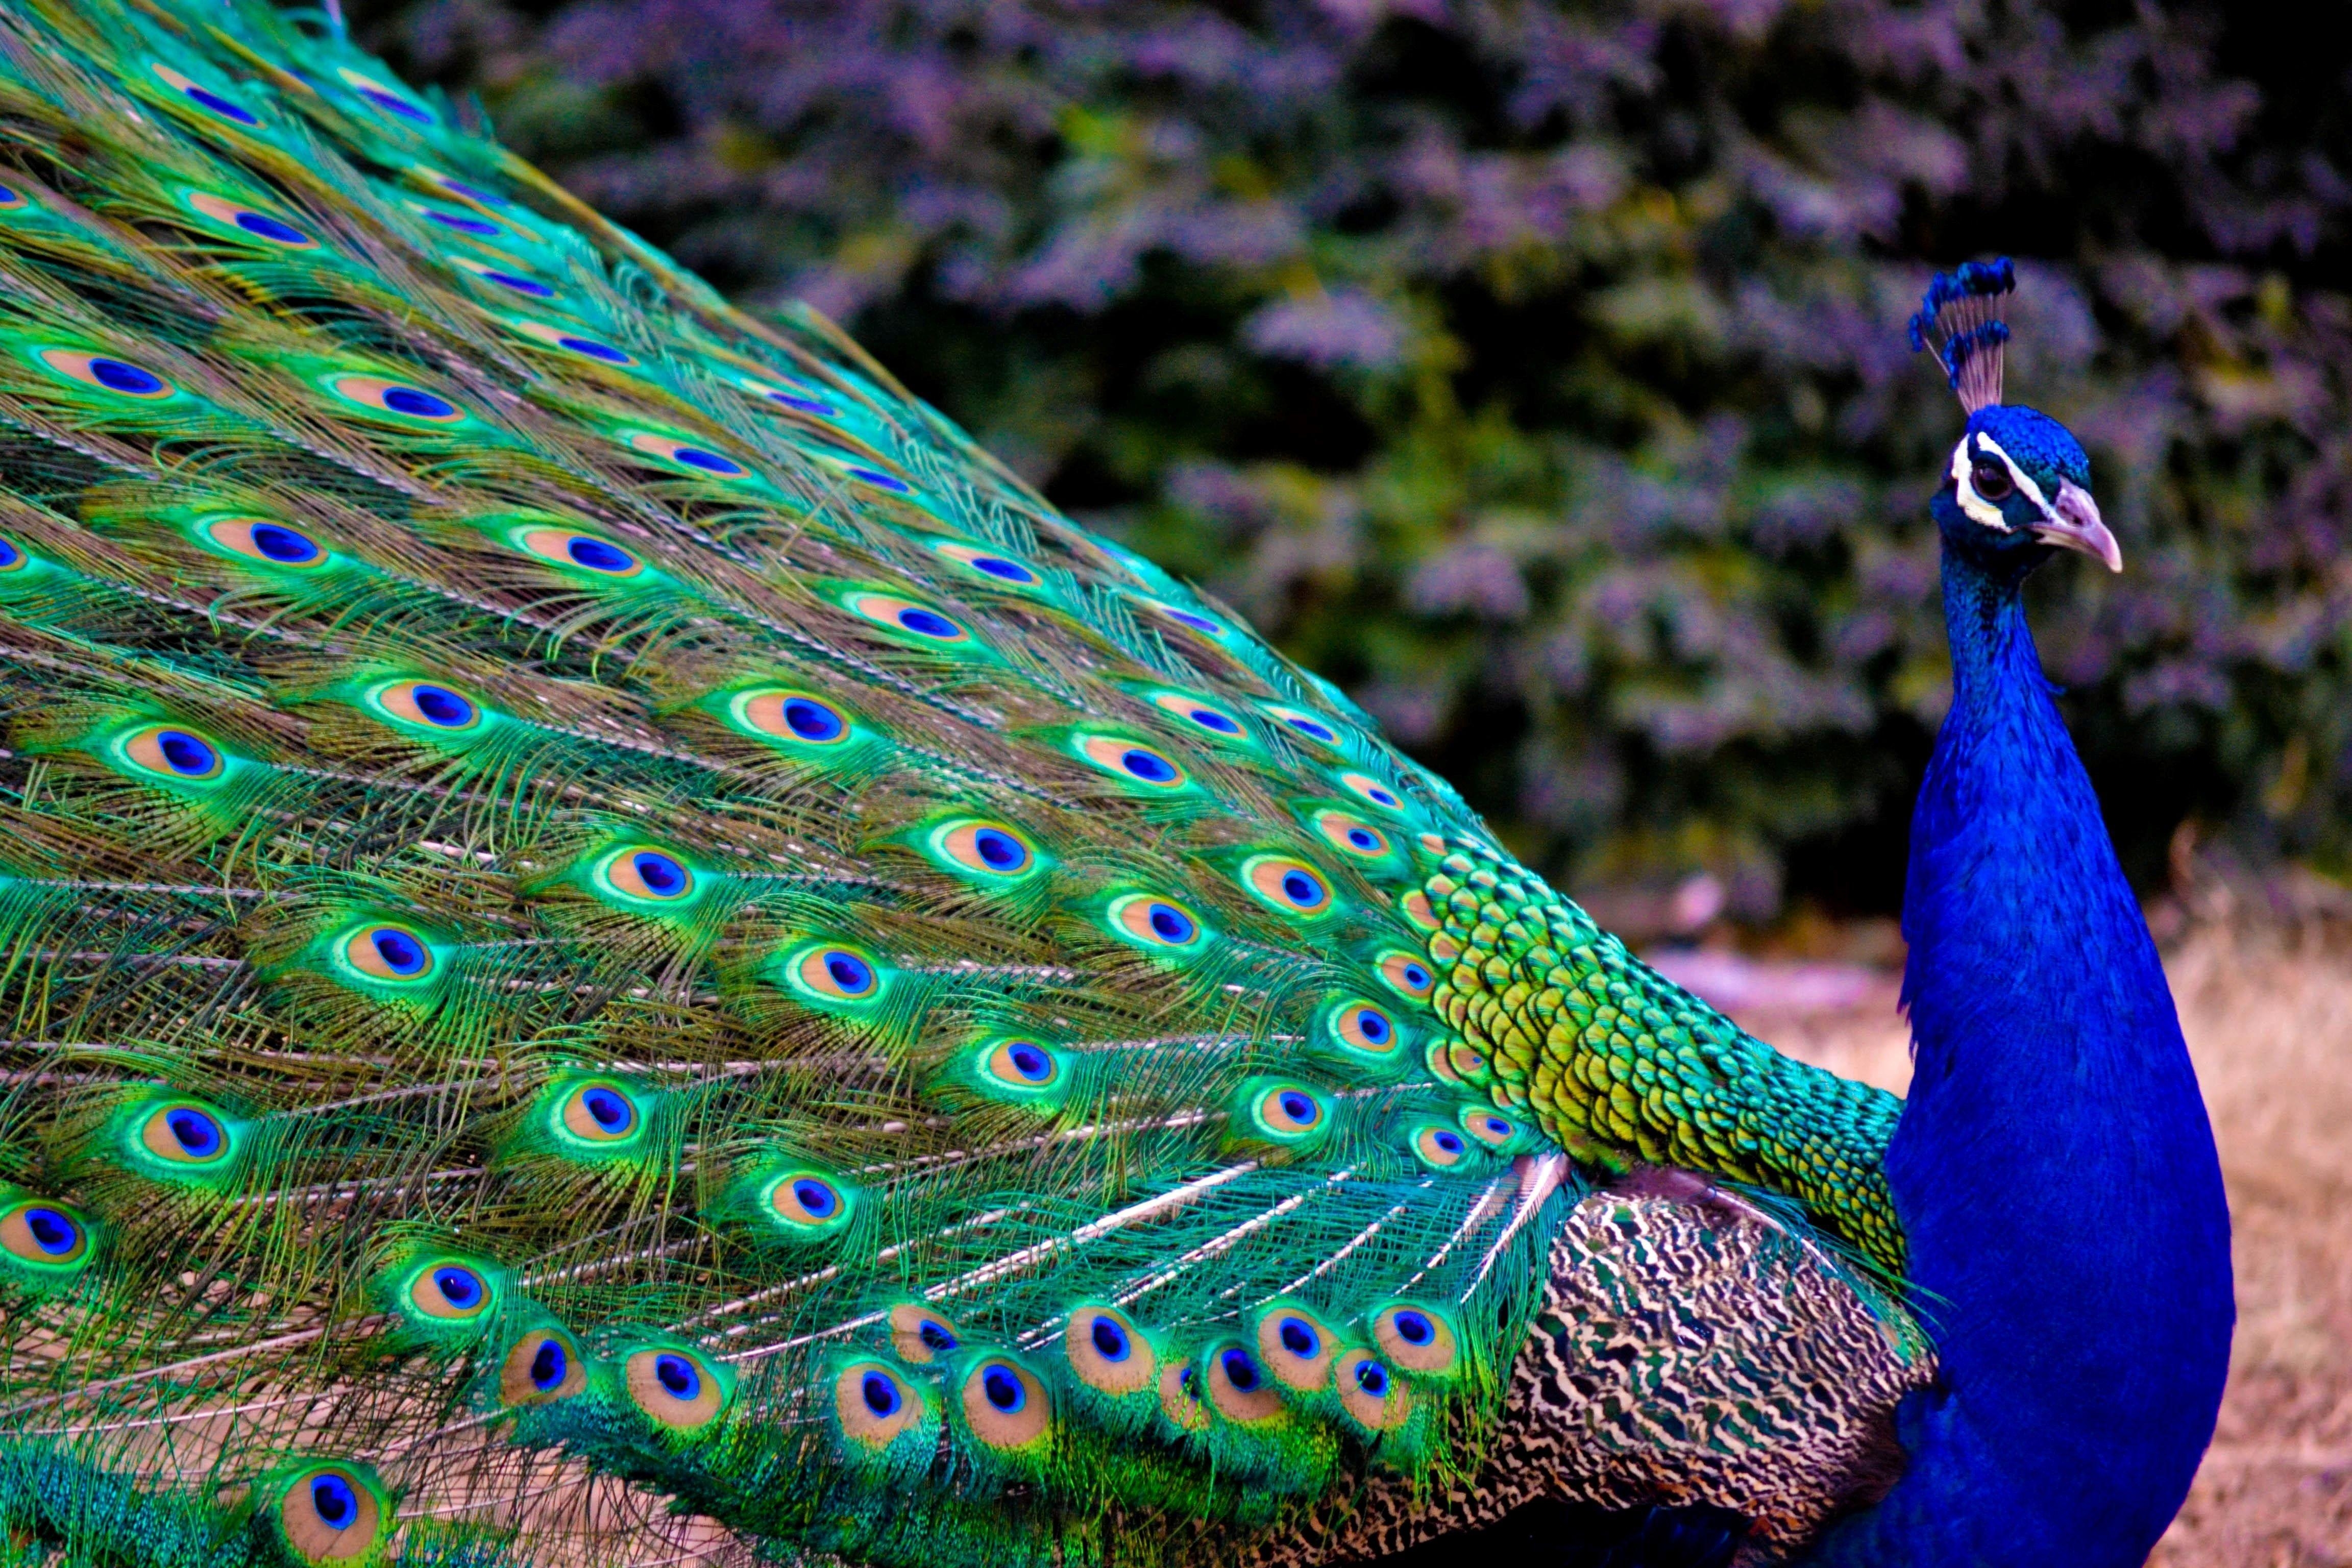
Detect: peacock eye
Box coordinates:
(1970, 456, 2015, 501)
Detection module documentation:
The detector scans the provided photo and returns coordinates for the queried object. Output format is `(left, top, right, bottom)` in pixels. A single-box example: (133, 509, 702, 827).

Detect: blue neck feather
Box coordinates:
(1808, 498, 2234, 1565)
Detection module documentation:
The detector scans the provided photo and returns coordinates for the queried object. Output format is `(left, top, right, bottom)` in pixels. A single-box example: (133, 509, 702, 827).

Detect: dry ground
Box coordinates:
(1697, 921, 2352, 1566)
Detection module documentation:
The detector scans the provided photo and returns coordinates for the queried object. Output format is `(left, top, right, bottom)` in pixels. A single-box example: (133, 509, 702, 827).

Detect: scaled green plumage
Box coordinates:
(0, 6, 1913, 1566)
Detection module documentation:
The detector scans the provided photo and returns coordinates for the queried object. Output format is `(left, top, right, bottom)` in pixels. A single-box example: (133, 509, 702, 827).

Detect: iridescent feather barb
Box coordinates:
(0, 5, 1923, 1567)
(1907, 256, 2015, 414)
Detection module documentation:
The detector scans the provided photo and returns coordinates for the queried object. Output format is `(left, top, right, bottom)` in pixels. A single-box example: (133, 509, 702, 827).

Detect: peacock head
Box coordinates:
(1911, 258, 2120, 579)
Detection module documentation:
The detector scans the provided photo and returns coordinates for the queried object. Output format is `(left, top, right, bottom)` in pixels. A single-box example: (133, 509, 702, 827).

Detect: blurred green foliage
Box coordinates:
(364, 0, 2352, 925)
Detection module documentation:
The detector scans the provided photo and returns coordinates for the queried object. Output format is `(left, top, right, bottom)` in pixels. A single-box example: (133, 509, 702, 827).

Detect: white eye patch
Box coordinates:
(1949, 432, 2053, 532)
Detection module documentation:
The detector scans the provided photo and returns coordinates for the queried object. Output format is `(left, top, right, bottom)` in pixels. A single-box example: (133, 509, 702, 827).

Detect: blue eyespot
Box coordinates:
(156, 730, 217, 777)
(189, 87, 258, 124)
(1219, 1347, 1262, 1392)
(554, 537, 627, 574)
(922, 1320, 958, 1353)
(152, 64, 261, 126)
(763, 388, 834, 415)
(847, 467, 911, 494)
(862, 1369, 901, 1416)
(790, 944, 886, 1003)
(234, 211, 310, 245)
(1, 1198, 90, 1269)
(356, 87, 433, 125)
(982, 1365, 1025, 1412)
(437, 178, 508, 207)
(340, 921, 438, 985)
(1278, 1316, 1320, 1358)
(783, 698, 845, 741)
(1464, 1111, 1518, 1148)
(371, 928, 428, 976)
(1354, 1008, 1392, 1046)
(309, 1474, 356, 1528)
(90, 358, 168, 397)
(655, 1352, 701, 1400)
(1279, 1090, 1317, 1125)
(580, 1087, 633, 1134)
(409, 685, 474, 728)
(1110, 893, 1208, 952)
(424, 208, 501, 237)
(24, 1207, 80, 1256)
(250, 523, 321, 564)
(409, 685, 474, 727)
(1192, 707, 1239, 734)
(1379, 952, 1438, 999)
(1354, 1359, 1390, 1396)
(484, 270, 553, 298)
(970, 555, 1036, 582)
(1283, 715, 1337, 743)
(597, 846, 698, 904)
(40, 350, 176, 400)
(554, 1080, 642, 1145)
(983, 1038, 1061, 1093)
(1076, 735, 1187, 788)
(165, 1107, 224, 1159)
(674, 446, 742, 475)
(1122, 748, 1177, 783)
(627, 1345, 725, 1425)
(840, 590, 970, 643)
(727, 687, 856, 747)
(973, 828, 1026, 871)
(792, 1177, 839, 1219)
(383, 386, 456, 421)
(1348, 827, 1380, 852)
(432, 1266, 484, 1310)
(1393, 1310, 1434, 1346)
(558, 334, 630, 364)
(1242, 856, 1334, 917)
(770, 1170, 852, 1230)
(531, 1338, 568, 1389)
(1090, 1316, 1133, 1362)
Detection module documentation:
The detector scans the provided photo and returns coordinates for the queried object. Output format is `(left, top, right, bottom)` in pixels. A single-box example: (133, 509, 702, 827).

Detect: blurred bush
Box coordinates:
(360, 0, 2352, 926)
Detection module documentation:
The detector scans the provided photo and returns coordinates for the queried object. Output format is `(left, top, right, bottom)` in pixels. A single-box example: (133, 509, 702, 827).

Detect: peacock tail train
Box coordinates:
(0, 6, 1923, 1565)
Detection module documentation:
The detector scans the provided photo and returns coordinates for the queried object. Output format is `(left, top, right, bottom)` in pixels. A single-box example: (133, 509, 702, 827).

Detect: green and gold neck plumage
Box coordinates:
(0, 4, 1914, 1565)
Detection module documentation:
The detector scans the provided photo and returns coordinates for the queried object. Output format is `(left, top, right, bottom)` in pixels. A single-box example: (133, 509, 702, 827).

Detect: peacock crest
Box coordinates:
(1907, 255, 2015, 413)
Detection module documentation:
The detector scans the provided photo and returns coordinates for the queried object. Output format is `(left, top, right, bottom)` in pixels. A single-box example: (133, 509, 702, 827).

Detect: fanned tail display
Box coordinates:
(0, 6, 1922, 1566)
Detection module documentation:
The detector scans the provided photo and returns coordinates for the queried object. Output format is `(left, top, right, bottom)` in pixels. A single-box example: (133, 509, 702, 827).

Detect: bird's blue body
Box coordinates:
(1809, 409, 2235, 1563)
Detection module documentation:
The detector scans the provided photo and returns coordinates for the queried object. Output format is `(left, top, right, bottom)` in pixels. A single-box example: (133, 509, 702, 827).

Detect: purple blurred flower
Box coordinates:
(1243, 289, 1406, 370)
(1408, 543, 1531, 621)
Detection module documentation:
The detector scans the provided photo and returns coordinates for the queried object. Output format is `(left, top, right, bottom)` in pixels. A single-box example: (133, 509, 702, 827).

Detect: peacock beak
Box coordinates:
(2033, 480, 2122, 573)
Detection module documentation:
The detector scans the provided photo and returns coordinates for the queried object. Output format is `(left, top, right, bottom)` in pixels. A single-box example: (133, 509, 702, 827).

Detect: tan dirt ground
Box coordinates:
(1713, 922, 2352, 1566)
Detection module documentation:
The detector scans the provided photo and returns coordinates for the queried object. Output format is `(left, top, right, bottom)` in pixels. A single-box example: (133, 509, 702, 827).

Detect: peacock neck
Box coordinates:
(1807, 530, 2234, 1565)
(1938, 544, 2042, 722)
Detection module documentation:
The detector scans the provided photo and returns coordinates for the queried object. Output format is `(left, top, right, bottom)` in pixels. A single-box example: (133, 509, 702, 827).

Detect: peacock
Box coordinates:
(0, 5, 2232, 1566)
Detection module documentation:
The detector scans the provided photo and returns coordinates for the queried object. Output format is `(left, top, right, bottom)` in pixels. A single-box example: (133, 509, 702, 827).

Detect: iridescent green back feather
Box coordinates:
(0, 7, 1904, 1566)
